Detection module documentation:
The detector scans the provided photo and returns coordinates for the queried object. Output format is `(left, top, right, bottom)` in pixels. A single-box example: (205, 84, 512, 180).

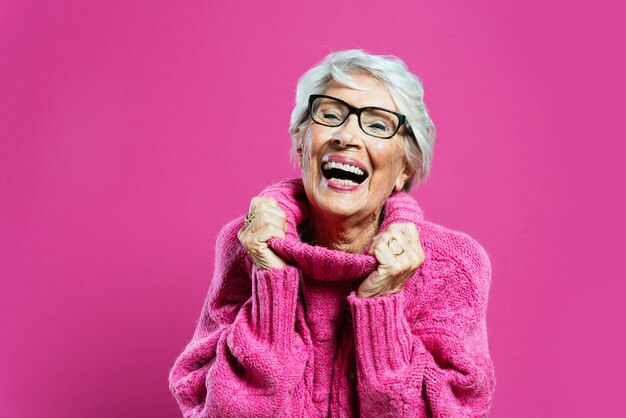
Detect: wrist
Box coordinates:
(250, 249, 287, 270)
(254, 259, 287, 270)
(356, 288, 401, 298)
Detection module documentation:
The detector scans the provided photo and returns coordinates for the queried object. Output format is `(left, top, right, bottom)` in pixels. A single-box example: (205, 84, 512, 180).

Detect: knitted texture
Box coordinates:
(169, 179, 495, 417)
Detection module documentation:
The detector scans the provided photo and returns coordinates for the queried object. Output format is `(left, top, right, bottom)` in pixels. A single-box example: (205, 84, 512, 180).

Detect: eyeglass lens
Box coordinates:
(310, 96, 400, 138)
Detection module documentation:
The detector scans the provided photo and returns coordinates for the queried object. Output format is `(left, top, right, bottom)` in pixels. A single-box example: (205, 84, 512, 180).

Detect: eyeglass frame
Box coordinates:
(307, 94, 406, 139)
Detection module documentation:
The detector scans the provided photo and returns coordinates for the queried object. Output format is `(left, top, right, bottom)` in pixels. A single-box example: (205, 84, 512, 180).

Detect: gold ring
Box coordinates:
(387, 237, 405, 257)
(243, 211, 255, 229)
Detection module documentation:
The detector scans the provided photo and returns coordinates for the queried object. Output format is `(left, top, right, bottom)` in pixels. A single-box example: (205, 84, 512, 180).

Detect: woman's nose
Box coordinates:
(331, 115, 363, 148)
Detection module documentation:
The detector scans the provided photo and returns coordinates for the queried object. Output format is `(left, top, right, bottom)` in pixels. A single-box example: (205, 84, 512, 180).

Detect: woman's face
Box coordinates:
(298, 73, 411, 222)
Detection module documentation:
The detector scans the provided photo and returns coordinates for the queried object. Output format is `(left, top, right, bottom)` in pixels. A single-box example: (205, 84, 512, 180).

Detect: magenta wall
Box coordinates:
(1, 1, 624, 417)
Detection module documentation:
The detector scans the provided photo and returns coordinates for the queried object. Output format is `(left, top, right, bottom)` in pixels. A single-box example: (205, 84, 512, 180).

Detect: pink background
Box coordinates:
(1, 1, 624, 416)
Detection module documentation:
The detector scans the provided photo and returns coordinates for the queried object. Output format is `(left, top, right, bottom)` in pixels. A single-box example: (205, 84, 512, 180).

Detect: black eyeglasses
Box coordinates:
(307, 94, 406, 139)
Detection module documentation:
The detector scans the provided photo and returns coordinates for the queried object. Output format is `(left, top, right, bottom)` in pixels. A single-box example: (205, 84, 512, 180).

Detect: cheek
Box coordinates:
(370, 143, 406, 190)
(301, 130, 327, 172)
(370, 141, 403, 170)
(299, 140, 320, 183)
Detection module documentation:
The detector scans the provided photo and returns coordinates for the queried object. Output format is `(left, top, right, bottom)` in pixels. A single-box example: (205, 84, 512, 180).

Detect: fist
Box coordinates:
(238, 197, 288, 270)
(357, 222, 425, 298)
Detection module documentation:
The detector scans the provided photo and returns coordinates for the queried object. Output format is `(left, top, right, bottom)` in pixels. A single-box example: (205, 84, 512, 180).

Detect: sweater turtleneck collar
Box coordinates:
(261, 179, 425, 282)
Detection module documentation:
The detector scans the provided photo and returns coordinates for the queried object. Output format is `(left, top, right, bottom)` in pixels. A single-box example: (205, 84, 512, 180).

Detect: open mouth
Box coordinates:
(321, 161, 369, 186)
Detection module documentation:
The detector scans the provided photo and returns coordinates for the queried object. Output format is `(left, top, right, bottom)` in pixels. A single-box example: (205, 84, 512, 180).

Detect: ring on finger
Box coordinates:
(243, 211, 255, 229)
(387, 237, 405, 257)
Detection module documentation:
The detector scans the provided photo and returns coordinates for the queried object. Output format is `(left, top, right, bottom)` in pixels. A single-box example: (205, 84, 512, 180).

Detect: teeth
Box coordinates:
(322, 161, 364, 176)
(330, 178, 358, 186)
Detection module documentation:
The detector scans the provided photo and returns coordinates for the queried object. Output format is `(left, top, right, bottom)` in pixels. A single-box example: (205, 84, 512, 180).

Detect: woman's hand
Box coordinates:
(238, 197, 288, 270)
(357, 222, 425, 298)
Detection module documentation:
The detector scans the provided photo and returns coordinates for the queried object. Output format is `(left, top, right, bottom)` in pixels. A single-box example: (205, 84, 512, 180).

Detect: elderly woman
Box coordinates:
(169, 50, 495, 417)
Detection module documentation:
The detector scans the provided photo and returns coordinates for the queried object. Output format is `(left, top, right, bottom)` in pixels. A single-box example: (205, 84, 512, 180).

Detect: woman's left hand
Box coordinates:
(357, 222, 425, 298)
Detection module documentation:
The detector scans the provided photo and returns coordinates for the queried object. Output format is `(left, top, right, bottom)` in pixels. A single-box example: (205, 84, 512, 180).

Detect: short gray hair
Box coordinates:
(289, 49, 436, 190)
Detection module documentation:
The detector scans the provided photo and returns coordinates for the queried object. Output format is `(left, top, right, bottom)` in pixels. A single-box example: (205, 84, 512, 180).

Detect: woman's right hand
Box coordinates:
(238, 197, 288, 270)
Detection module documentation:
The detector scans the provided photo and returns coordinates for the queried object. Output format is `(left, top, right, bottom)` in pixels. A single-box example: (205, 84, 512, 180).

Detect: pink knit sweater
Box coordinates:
(169, 179, 495, 417)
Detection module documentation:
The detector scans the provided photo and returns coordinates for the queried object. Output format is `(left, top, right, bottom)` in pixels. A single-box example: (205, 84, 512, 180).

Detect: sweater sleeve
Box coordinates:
(168, 220, 309, 417)
(347, 238, 495, 417)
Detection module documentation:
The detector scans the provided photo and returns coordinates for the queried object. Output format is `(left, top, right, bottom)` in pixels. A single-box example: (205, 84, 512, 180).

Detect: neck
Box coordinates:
(304, 207, 384, 254)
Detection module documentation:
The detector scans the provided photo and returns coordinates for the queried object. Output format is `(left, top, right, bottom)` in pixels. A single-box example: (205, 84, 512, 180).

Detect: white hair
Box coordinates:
(289, 49, 436, 190)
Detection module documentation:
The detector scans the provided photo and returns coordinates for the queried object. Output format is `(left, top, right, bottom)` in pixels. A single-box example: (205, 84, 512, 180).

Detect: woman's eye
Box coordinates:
(322, 113, 341, 122)
(368, 122, 389, 132)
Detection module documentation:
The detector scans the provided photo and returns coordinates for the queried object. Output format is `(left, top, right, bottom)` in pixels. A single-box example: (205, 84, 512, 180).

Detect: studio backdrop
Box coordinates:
(1, 0, 624, 417)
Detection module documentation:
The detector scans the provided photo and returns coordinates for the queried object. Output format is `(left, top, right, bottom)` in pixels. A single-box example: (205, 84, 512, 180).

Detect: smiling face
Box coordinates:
(297, 73, 412, 223)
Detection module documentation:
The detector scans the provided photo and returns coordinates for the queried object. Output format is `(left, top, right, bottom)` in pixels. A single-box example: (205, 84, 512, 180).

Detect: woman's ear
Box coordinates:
(394, 162, 413, 192)
(295, 141, 303, 168)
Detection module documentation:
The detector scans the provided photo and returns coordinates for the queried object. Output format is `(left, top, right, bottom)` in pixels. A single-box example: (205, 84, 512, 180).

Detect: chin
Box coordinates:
(321, 199, 362, 219)
(314, 186, 376, 220)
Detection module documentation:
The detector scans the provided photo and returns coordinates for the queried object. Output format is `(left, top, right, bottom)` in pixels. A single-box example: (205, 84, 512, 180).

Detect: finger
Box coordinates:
(372, 236, 399, 267)
(388, 228, 413, 253)
(240, 224, 285, 265)
(262, 205, 288, 232)
(401, 228, 424, 267)
(387, 232, 406, 255)
(368, 233, 387, 256)
(368, 238, 378, 256)
(254, 201, 285, 217)
(238, 214, 256, 239)
(248, 212, 288, 235)
(388, 225, 421, 257)
(381, 229, 420, 271)
(251, 223, 286, 244)
(386, 223, 409, 235)
(237, 224, 247, 241)
(246, 202, 286, 227)
(370, 224, 409, 252)
(388, 230, 422, 271)
(249, 196, 280, 211)
(250, 205, 287, 232)
(390, 222, 417, 241)
(415, 242, 426, 266)
(368, 230, 390, 255)
(369, 224, 419, 260)
(388, 222, 418, 244)
(374, 228, 404, 257)
(402, 223, 419, 244)
(369, 230, 397, 257)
